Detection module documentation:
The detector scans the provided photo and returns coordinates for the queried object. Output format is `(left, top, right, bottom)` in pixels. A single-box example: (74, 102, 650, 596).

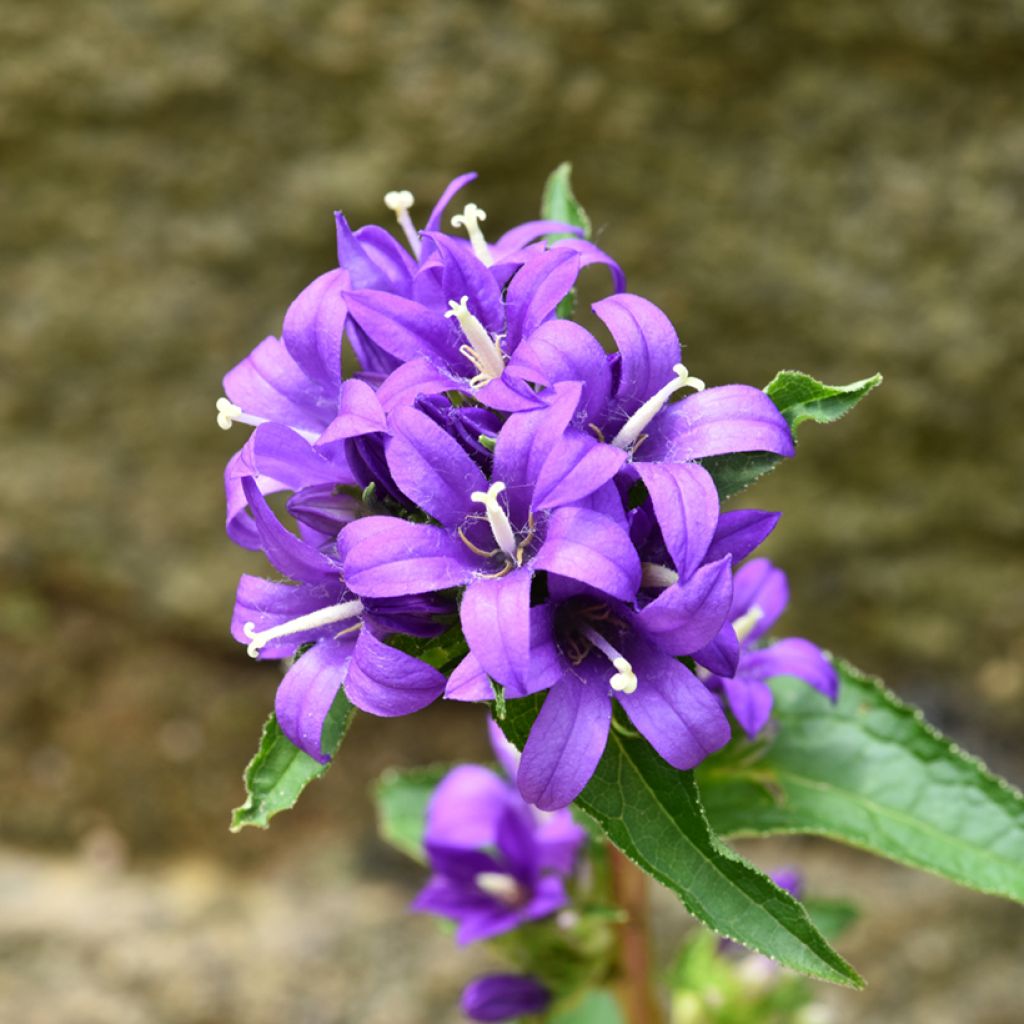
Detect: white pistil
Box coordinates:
(243, 599, 364, 659)
(383, 189, 421, 258)
(732, 605, 764, 643)
(216, 396, 318, 441)
(445, 296, 507, 386)
(611, 364, 706, 451)
(474, 871, 522, 905)
(580, 625, 638, 695)
(451, 202, 492, 265)
(641, 562, 680, 589)
(470, 481, 518, 561)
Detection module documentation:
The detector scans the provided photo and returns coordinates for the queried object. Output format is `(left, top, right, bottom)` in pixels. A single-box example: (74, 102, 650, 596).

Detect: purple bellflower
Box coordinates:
(460, 974, 552, 1022)
(411, 739, 585, 943)
(230, 477, 456, 760)
(702, 559, 838, 738)
(338, 383, 641, 698)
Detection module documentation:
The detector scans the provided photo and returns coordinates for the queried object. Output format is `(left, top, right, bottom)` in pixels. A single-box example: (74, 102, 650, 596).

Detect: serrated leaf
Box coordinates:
(373, 764, 446, 864)
(702, 371, 881, 500)
(499, 698, 862, 988)
(230, 686, 355, 832)
(698, 658, 1024, 903)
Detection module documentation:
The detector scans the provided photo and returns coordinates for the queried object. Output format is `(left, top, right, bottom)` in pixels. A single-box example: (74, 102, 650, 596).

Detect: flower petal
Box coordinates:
(507, 319, 612, 425)
(720, 675, 775, 739)
(344, 628, 446, 716)
(692, 622, 741, 677)
(423, 764, 511, 849)
(342, 289, 454, 365)
(532, 431, 627, 511)
(461, 975, 551, 1023)
(532, 507, 641, 602)
(636, 555, 733, 656)
(705, 510, 781, 565)
(731, 558, 789, 637)
(241, 476, 338, 583)
(504, 248, 580, 346)
(593, 293, 680, 414)
(742, 638, 838, 700)
(634, 462, 719, 578)
(386, 406, 486, 528)
(445, 651, 494, 702)
(424, 172, 478, 232)
(275, 638, 355, 762)
(461, 570, 532, 692)
(517, 668, 612, 811)
(339, 517, 478, 597)
(281, 269, 346, 386)
(617, 644, 731, 770)
(643, 384, 796, 463)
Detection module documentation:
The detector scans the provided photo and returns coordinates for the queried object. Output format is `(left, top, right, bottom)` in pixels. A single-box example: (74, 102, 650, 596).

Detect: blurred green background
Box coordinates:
(2, 1, 1022, 1021)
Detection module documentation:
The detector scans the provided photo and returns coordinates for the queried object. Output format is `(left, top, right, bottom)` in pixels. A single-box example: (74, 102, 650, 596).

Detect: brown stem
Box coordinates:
(608, 845, 664, 1024)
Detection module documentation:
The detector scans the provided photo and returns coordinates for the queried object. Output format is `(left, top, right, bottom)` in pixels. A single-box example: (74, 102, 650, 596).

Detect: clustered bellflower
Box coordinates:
(218, 172, 836, 807)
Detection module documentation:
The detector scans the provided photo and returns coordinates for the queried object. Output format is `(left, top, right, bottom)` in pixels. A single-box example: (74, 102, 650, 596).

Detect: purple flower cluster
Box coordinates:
(220, 172, 836, 809)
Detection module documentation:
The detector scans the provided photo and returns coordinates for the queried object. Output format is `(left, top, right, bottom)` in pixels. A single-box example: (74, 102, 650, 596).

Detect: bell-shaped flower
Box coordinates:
(231, 477, 454, 760)
(411, 751, 584, 944)
(702, 558, 838, 737)
(339, 383, 640, 698)
(508, 291, 795, 468)
(460, 975, 552, 1023)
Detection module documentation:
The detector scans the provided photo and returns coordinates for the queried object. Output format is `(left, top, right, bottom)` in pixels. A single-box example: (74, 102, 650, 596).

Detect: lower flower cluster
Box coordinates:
(220, 172, 836, 811)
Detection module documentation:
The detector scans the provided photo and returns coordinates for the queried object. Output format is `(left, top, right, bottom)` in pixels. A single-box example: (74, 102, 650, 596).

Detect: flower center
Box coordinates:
(450, 202, 492, 265)
(470, 481, 519, 561)
(732, 605, 764, 643)
(640, 562, 680, 589)
(243, 599, 364, 658)
(215, 396, 318, 442)
(445, 296, 507, 387)
(383, 189, 421, 259)
(580, 625, 638, 694)
(611, 364, 706, 451)
(474, 871, 523, 906)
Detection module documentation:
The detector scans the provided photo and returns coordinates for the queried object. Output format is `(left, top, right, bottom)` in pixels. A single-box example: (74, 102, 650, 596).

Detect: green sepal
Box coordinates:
(703, 370, 882, 500)
(230, 685, 356, 832)
(698, 657, 1024, 904)
(497, 698, 862, 988)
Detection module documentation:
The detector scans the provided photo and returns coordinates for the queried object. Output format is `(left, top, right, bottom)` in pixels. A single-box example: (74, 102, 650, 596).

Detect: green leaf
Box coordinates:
(548, 988, 624, 1024)
(230, 686, 356, 832)
(499, 699, 862, 988)
(702, 370, 881, 500)
(542, 161, 592, 241)
(698, 658, 1024, 903)
(542, 162, 591, 319)
(373, 764, 446, 864)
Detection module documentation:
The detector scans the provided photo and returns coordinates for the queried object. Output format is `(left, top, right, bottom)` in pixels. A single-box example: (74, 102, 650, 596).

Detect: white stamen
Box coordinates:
(581, 625, 638, 694)
(641, 562, 680, 589)
(445, 296, 507, 386)
(732, 605, 764, 643)
(243, 599, 363, 658)
(611, 364, 706, 451)
(474, 871, 522, 905)
(383, 189, 421, 259)
(470, 481, 518, 560)
(215, 396, 318, 442)
(451, 202, 492, 265)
